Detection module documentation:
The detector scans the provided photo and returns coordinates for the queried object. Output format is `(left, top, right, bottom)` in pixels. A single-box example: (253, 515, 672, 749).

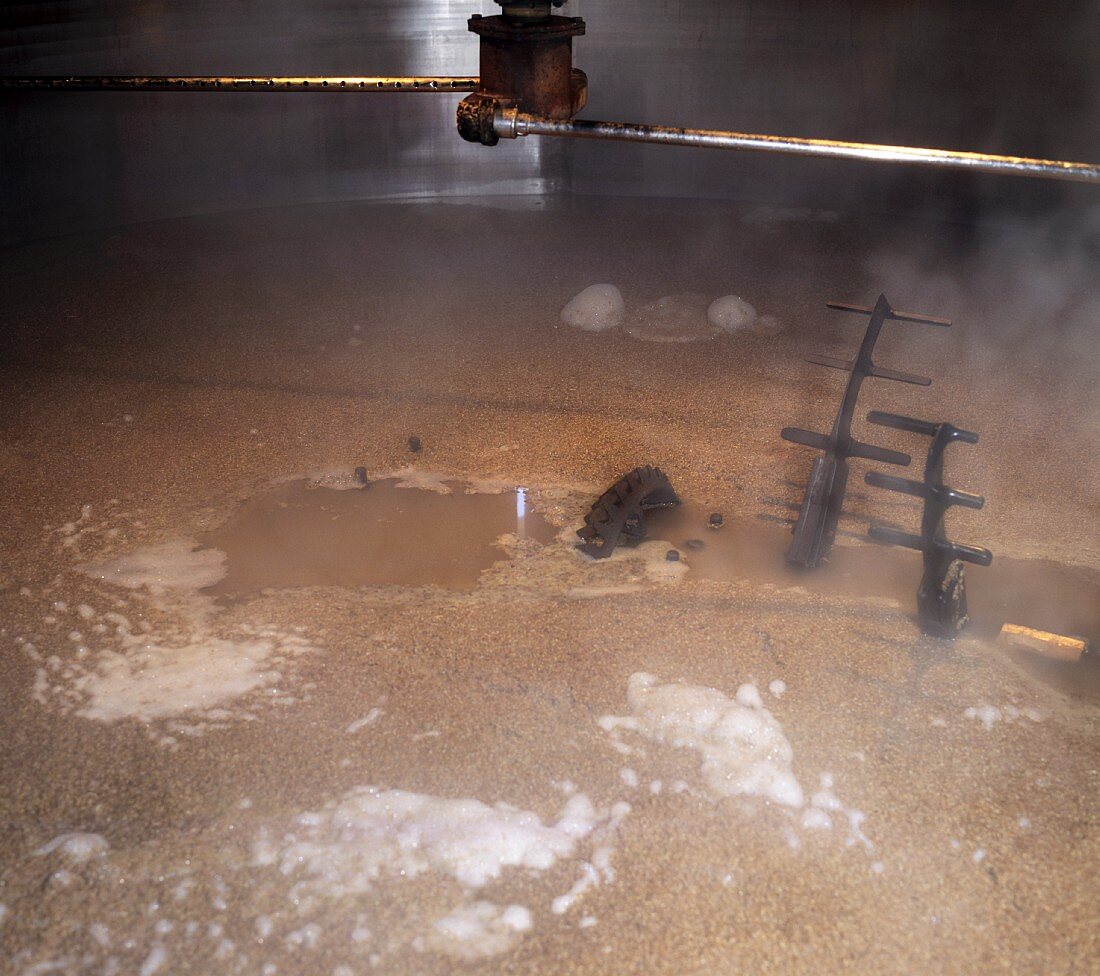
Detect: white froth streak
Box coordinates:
(346, 707, 384, 733)
(34, 832, 109, 862)
(139, 945, 167, 976)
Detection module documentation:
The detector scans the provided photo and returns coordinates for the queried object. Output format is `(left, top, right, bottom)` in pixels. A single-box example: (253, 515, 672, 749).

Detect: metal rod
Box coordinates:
(495, 109, 1100, 184)
(826, 301, 952, 326)
(0, 76, 478, 93)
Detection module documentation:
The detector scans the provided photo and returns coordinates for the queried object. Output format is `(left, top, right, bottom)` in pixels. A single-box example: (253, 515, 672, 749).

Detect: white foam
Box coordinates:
(810, 775, 844, 812)
(768, 679, 787, 698)
(44, 536, 319, 734)
(707, 295, 757, 332)
(964, 704, 1043, 729)
(249, 785, 625, 958)
(800, 808, 832, 830)
(79, 540, 226, 595)
(551, 862, 600, 915)
(70, 633, 306, 724)
(735, 683, 764, 709)
(253, 788, 598, 893)
(602, 672, 803, 807)
(600, 673, 874, 851)
(419, 902, 532, 960)
(964, 705, 1002, 729)
(34, 832, 109, 863)
(285, 923, 322, 950)
(551, 802, 629, 916)
(48, 869, 76, 888)
(560, 284, 625, 332)
(847, 809, 873, 851)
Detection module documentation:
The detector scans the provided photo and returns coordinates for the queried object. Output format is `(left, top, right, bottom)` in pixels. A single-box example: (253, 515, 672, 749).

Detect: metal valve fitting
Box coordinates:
(458, 8, 586, 145)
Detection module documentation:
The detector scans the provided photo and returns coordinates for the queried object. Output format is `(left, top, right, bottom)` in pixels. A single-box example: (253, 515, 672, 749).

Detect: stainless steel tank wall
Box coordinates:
(2, 0, 1098, 244)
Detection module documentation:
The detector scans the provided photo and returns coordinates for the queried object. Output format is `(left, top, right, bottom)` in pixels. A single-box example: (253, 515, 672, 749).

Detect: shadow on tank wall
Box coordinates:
(2, 0, 1098, 245)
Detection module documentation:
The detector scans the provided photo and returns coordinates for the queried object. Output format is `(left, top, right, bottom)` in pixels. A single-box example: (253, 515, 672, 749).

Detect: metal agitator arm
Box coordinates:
(4, 0, 1099, 186)
(491, 110, 1100, 184)
(1, 76, 478, 93)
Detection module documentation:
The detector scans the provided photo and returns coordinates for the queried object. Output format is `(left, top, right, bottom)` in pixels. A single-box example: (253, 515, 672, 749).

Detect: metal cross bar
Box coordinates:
(825, 302, 953, 327)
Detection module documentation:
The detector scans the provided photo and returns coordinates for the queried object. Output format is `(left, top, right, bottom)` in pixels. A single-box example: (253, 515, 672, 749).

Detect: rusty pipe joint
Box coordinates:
(458, 11, 586, 145)
(458, 94, 509, 146)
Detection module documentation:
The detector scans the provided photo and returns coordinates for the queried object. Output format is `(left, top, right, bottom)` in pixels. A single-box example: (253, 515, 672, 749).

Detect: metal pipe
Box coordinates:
(0, 76, 478, 93)
(494, 109, 1100, 184)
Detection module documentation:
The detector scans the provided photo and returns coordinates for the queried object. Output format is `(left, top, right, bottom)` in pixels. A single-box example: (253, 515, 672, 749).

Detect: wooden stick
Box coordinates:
(998, 624, 1087, 662)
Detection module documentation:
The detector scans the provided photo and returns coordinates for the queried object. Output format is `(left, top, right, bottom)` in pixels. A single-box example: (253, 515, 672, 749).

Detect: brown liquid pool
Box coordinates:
(200, 479, 557, 595)
(647, 504, 1100, 701)
(200, 479, 1096, 699)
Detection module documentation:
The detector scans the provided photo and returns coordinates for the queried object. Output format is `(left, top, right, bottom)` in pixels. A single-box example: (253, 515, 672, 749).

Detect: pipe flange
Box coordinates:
(468, 13, 584, 42)
(493, 0, 567, 25)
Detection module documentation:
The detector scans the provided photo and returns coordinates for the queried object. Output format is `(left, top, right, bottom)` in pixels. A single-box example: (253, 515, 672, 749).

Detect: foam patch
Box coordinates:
(79, 540, 226, 594)
(601, 672, 804, 807)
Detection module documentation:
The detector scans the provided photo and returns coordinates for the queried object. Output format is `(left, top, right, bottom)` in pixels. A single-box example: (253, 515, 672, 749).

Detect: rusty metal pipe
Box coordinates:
(494, 109, 1100, 184)
(0, 76, 479, 93)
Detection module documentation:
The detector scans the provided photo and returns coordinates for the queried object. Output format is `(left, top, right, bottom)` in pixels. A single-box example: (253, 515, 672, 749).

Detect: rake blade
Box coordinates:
(848, 440, 911, 466)
(865, 471, 928, 499)
(867, 411, 940, 436)
(803, 355, 931, 386)
(780, 427, 830, 451)
(868, 524, 925, 551)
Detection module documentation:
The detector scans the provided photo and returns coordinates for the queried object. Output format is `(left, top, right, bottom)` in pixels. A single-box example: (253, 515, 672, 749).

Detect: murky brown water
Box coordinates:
(200, 479, 556, 594)
(200, 478, 1095, 698)
(648, 504, 1100, 700)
